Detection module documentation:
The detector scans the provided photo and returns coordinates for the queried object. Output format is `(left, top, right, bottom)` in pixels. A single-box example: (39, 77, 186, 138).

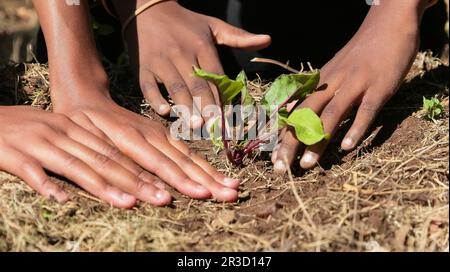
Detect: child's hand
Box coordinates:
(0, 106, 175, 207)
(272, 0, 430, 172)
(53, 95, 240, 203)
(115, 0, 271, 126)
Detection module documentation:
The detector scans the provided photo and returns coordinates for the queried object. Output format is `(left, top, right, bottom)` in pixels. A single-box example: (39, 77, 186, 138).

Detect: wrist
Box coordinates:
(365, 0, 427, 36)
(370, 0, 433, 24)
(49, 65, 112, 113)
(111, 0, 179, 23)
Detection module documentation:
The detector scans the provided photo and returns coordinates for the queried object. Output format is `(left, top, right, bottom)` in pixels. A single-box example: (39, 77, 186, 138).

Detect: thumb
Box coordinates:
(208, 17, 271, 51)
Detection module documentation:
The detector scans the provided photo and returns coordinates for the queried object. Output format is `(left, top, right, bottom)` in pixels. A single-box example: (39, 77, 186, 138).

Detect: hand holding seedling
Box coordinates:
(272, 0, 436, 172)
(112, 0, 271, 126)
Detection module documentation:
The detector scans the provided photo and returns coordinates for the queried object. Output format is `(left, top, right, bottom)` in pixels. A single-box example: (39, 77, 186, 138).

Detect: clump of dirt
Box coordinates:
(0, 51, 448, 252)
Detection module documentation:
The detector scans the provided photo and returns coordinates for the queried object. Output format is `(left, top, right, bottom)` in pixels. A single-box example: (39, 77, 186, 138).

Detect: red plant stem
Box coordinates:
(243, 130, 278, 155)
(222, 85, 296, 164)
(220, 105, 235, 163)
(243, 96, 292, 153)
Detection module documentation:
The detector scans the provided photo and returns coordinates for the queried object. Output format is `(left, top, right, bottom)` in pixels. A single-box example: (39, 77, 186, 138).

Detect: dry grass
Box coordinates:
(0, 51, 448, 252)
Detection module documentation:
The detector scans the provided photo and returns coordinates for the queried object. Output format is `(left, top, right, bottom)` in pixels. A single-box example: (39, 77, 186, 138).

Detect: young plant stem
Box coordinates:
(220, 105, 235, 164)
(242, 130, 278, 155)
(243, 95, 292, 155)
(251, 57, 300, 74)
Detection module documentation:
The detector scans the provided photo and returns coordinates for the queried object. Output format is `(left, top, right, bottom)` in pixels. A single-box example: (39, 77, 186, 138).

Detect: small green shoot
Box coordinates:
(194, 60, 328, 166)
(423, 96, 444, 121)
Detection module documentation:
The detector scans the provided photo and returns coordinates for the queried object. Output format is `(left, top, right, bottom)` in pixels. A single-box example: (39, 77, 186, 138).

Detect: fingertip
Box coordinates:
(271, 145, 280, 164)
(273, 160, 287, 174)
(341, 137, 355, 151)
(215, 187, 238, 202)
(152, 190, 172, 206)
(223, 177, 240, 189)
(245, 34, 272, 51)
(257, 34, 272, 45)
(300, 152, 318, 170)
(49, 190, 70, 203)
(44, 184, 69, 203)
(108, 191, 137, 208)
(157, 104, 171, 116)
(192, 184, 212, 199)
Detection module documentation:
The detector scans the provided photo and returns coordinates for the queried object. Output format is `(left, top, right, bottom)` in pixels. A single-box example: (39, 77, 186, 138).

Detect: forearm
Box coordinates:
(32, 0, 109, 109)
(365, 0, 438, 27)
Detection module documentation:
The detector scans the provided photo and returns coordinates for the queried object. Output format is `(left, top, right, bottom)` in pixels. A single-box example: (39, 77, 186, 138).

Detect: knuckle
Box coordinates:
(194, 38, 210, 49)
(178, 154, 194, 166)
(190, 79, 210, 96)
(133, 179, 148, 195)
(278, 142, 293, 151)
(229, 26, 245, 37)
(118, 125, 140, 138)
(141, 80, 158, 94)
(93, 153, 112, 169)
(169, 82, 189, 95)
(167, 46, 183, 57)
(18, 159, 38, 174)
(322, 103, 339, 116)
(186, 148, 195, 158)
(136, 167, 147, 181)
(31, 122, 51, 132)
(102, 145, 122, 161)
(359, 101, 380, 113)
(63, 155, 83, 170)
(57, 114, 71, 124)
(141, 63, 153, 73)
(154, 158, 173, 173)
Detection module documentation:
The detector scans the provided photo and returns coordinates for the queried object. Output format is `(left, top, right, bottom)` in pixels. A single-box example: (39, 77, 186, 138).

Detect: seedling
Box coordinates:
(194, 61, 329, 166)
(423, 96, 444, 121)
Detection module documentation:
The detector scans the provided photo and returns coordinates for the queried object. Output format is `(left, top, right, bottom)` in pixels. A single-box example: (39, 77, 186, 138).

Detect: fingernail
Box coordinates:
(159, 104, 171, 114)
(219, 187, 238, 202)
(155, 190, 167, 200)
(301, 152, 315, 164)
(223, 178, 240, 187)
(196, 185, 209, 194)
(342, 137, 354, 149)
(121, 192, 135, 202)
(274, 160, 286, 172)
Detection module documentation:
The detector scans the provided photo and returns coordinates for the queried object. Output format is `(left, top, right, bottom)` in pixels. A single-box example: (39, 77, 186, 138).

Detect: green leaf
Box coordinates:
(236, 70, 255, 120)
(236, 71, 254, 107)
(286, 108, 329, 145)
(209, 117, 224, 149)
(423, 96, 444, 120)
(277, 108, 289, 129)
(262, 70, 320, 114)
(193, 67, 244, 105)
